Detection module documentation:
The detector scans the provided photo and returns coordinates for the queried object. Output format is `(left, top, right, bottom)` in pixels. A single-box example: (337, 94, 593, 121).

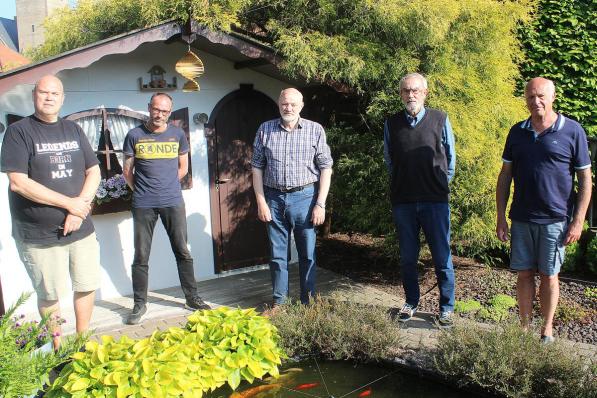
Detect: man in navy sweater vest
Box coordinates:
(496, 77, 591, 343)
(383, 73, 456, 327)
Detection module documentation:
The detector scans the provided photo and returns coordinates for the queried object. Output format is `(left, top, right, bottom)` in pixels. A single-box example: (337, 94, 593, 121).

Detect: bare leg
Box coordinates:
(73, 291, 95, 333)
(538, 273, 559, 337)
(38, 298, 61, 349)
(516, 270, 535, 329)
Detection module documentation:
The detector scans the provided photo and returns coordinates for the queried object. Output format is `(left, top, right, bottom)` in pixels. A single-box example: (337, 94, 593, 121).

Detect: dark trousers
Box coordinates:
(131, 204, 197, 306)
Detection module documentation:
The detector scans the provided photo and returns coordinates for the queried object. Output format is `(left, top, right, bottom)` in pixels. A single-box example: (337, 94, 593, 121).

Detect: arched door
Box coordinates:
(207, 85, 279, 272)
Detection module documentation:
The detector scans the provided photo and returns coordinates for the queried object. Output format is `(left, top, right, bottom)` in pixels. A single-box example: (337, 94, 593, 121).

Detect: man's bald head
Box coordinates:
(524, 77, 556, 120)
(33, 75, 65, 123)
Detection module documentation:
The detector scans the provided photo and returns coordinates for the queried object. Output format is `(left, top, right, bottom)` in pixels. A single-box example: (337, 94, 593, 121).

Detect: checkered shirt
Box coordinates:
(251, 118, 333, 190)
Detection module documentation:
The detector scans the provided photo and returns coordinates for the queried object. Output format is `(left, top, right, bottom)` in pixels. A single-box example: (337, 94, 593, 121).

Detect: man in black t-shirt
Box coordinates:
(0, 75, 101, 349)
(122, 93, 210, 325)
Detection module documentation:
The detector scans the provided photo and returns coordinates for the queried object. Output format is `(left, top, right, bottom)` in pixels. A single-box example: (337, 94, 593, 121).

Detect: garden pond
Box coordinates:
(206, 359, 473, 398)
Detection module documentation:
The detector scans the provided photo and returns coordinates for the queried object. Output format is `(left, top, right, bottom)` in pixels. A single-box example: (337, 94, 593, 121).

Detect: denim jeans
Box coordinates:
(131, 204, 197, 306)
(392, 202, 455, 313)
(265, 184, 317, 304)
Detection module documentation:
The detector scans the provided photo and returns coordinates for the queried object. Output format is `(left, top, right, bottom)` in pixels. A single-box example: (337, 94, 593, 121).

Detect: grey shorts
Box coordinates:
(510, 220, 566, 276)
(16, 233, 101, 301)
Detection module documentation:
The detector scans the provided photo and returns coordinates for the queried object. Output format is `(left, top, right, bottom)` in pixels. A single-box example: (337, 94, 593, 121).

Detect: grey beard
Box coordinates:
(281, 115, 299, 124)
(405, 102, 421, 115)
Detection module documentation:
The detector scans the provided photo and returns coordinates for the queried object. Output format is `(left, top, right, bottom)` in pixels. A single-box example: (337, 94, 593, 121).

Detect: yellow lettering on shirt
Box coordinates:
(135, 142, 180, 159)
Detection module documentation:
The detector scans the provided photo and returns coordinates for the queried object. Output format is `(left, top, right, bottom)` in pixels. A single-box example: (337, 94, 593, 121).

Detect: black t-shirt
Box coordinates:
(0, 115, 99, 243)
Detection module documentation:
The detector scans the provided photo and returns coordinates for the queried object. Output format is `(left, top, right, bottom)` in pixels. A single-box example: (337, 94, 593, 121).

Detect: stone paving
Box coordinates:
(64, 265, 595, 366)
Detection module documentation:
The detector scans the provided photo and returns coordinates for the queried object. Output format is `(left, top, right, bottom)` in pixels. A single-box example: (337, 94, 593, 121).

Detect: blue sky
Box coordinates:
(0, 1, 16, 19)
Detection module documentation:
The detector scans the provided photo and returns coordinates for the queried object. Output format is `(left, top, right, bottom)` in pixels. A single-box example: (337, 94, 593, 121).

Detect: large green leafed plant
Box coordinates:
(46, 307, 285, 398)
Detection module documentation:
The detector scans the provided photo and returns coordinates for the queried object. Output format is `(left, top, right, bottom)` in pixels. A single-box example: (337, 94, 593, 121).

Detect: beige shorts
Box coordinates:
(16, 233, 101, 301)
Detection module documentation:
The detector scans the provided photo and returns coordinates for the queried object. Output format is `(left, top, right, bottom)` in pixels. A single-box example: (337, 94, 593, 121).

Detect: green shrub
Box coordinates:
(562, 241, 582, 273)
(454, 299, 482, 314)
(46, 307, 285, 397)
(518, 0, 596, 137)
(0, 293, 87, 398)
(584, 234, 597, 277)
(477, 294, 517, 322)
(434, 321, 597, 398)
(269, 295, 401, 361)
(555, 300, 588, 323)
(584, 287, 597, 301)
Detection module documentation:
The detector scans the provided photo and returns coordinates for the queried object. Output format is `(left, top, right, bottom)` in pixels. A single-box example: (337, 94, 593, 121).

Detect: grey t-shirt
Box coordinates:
(0, 115, 99, 243)
(123, 124, 189, 208)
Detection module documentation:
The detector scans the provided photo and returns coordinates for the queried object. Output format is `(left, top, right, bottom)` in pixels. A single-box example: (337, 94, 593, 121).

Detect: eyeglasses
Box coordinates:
(150, 107, 171, 115)
(401, 88, 423, 95)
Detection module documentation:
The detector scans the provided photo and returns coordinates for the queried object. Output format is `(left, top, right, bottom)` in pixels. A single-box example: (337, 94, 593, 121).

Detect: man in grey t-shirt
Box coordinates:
(122, 93, 210, 324)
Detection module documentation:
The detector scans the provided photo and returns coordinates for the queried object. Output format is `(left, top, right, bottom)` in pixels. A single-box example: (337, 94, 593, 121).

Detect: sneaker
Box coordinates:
(185, 295, 211, 311)
(540, 335, 555, 345)
(438, 311, 454, 328)
(125, 304, 147, 325)
(398, 303, 417, 322)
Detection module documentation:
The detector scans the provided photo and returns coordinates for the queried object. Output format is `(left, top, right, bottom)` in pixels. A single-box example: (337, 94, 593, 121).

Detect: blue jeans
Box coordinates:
(392, 202, 455, 313)
(131, 204, 197, 306)
(265, 185, 317, 305)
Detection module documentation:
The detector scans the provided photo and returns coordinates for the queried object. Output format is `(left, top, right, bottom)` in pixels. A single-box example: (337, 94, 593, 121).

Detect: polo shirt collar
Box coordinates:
(521, 113, 565, 134)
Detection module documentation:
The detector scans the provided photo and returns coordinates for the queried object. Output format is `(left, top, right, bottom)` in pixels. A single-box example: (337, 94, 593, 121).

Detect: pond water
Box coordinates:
(206, 359, 475, 398)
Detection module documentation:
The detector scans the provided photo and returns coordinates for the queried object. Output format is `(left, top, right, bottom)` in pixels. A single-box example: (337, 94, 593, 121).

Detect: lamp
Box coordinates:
(175, 48, 204, 92)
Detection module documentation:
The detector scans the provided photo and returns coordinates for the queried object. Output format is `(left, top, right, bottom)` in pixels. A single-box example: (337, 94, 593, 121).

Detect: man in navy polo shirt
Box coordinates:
(496, 77, 591, 343)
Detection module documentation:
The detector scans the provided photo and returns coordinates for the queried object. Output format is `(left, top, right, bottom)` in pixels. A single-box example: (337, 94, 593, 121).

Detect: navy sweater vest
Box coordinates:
(386, 109, 449, 204)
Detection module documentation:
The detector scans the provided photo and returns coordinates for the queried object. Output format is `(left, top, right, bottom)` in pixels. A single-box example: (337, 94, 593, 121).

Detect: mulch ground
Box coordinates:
(317, 233, 597, 345)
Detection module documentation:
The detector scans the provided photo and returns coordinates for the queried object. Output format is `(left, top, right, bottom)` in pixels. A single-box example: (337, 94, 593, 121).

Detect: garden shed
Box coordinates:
(0, 20, 334, 314)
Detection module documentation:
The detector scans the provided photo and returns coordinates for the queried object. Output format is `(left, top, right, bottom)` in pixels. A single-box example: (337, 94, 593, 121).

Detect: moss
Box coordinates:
(454, 299, 482, 314)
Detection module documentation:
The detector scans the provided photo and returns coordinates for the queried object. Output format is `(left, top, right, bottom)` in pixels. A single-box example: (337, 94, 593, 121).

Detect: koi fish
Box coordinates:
(229, 383, 281, 398)
(295, 382, 319, 390)
(284, 368, 303, 373)
(358, 388, 372, 397)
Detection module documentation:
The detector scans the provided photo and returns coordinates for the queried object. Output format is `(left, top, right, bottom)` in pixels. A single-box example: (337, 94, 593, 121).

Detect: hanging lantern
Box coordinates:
(175, 49, 204, 92)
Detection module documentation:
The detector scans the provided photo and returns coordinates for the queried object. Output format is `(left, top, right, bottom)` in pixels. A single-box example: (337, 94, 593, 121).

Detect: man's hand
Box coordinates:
(496, 216, 509, 242)
(62, 214, 84, 236)
(257, 201, 272, 222)
(66, 196, 91, 219)
(564, 220, 583, 245)
(311, 205, 325, 226)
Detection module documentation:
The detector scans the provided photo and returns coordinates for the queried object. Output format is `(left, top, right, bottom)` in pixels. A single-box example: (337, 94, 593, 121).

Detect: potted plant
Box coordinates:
(92, 174, 132, 215)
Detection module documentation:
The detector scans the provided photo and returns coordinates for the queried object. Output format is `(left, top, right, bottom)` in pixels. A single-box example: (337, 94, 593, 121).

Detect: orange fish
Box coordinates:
(229, 383, 281, 398)
(295, 382, 319, 390)
(358, 388, 372, 397)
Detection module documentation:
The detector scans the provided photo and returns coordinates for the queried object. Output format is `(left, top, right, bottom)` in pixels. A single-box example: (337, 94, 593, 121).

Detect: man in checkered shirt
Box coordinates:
(251, 88, 333, 307)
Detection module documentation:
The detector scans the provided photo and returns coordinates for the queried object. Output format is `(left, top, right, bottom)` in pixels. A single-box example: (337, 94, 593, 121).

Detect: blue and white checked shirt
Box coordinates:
(251, 118, 333, 190)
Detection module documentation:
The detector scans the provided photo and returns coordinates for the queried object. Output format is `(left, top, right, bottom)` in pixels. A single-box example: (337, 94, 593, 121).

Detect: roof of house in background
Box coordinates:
(0, 44, 30, 72)
(0, 17, 18, 51)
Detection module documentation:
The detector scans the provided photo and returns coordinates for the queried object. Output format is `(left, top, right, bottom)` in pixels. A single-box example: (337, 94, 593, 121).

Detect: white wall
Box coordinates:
(0, 41, 289, 313)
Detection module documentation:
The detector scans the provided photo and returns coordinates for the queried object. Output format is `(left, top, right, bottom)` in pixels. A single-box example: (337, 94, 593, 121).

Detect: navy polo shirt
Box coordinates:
(502, 114, 591, 224)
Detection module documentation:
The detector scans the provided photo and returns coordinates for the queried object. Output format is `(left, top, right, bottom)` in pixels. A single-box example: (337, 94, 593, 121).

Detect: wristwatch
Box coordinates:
(315, 202, 326, 209)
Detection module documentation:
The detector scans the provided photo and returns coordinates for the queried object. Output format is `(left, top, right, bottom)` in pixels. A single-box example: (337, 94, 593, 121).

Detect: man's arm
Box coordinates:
(122, 155, 135, 191)
(62, 165, 101, 235)
(564, 168, 592, 245)
(178, 153, 189, 181)
(7, 172, 91, 219)
(442, 116, 456, 182)
(496, 162, 513, 242)
(312, 168, 332, 226)
(383, 121, 392, 174)
(252, 167, 271, 222)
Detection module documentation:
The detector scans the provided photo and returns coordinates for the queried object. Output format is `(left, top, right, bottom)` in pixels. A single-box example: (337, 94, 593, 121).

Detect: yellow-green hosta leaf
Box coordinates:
(227, 368, 241, 390)
(90, 366, 106, 380)
(240, 367, 255, 384)
(69, 377, 91, 391)
(156, 370, 174, 385)
(182, 388, 203, 398)
(247, 359, 266, 378)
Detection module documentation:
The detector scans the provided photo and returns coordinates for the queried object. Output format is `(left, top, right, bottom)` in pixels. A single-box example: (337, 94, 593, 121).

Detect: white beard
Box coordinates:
(405, 101, 422, 115)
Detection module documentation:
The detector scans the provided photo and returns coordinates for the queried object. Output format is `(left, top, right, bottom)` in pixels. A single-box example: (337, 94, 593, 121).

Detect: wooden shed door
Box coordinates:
(207, 85, 279, 272)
